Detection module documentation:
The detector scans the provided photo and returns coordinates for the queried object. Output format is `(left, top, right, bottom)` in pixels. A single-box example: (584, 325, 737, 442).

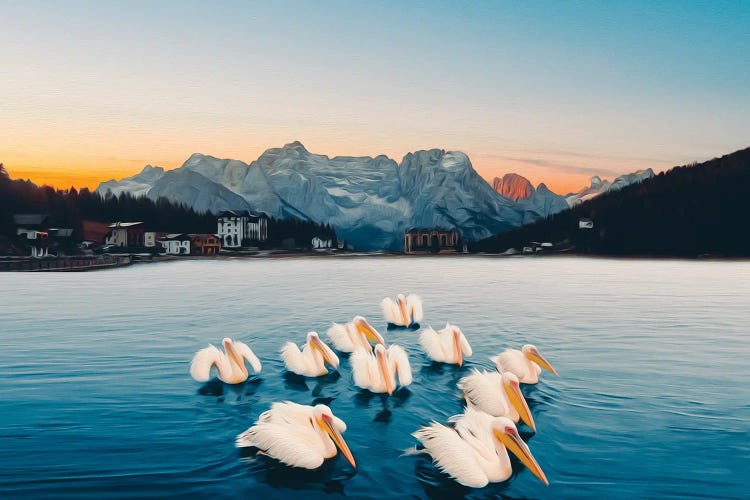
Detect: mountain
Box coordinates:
(490, 173, 570, 224)
(492, 173, 533, 200)
(97, 142, 572, 250)
(565, 169, 654, 206)
(472, 148, 750, 257)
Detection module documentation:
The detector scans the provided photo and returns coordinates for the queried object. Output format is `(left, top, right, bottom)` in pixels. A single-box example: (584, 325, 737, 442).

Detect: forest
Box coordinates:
(0, 164, 336, 253)
(471, 147, 750, 257)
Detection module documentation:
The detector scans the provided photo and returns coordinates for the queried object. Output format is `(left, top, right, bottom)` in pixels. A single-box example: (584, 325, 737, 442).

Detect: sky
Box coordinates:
(2, 0, 749, 194)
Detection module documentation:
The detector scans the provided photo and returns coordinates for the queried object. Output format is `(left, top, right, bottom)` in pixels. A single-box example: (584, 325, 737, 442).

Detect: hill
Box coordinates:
(471, 147, 750, 257)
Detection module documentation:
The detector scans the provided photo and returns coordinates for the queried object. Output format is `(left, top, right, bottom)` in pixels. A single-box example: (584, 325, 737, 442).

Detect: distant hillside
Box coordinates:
(472, 147, 750, 257)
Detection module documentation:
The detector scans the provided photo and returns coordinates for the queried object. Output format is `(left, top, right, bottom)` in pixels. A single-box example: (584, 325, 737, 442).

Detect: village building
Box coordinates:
(144, 231, 168, 248)
(404, 228, 460, 254)
(105, 222, 145, 247)
(81, 220, 111, 246)
(190, 234, 221, 255)
(217, 211, 268, 248)
(311, 236, 333, 250)
(578, 218, 594, 229)
(161, 234, 191, 255)
(13, 214, 51, 257)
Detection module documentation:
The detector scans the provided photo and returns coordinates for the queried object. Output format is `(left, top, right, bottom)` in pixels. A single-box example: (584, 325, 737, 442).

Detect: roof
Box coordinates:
(108, 222, 143, 228)
(13, 214, 49, 226)
(163, 233, 190, 240)
(218, 210, 268, 219)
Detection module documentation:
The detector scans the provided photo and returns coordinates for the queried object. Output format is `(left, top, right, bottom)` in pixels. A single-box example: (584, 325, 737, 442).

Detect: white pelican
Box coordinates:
(491, 344, 558, 384)
(420, 323, 472, 366)
(190, 337, 262, 384)
(457, 369, 536, 430)
(381, 293, 423, 327)
(326, 316, 385, 353)
(236, 402, 356, 469)
(412, 407, 548, 488)
(280, 332, 340, 377)
(351, 343, 412, 394)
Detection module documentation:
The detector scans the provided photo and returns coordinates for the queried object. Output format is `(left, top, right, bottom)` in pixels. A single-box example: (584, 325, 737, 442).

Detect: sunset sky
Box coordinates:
(2, 1, 749, 194)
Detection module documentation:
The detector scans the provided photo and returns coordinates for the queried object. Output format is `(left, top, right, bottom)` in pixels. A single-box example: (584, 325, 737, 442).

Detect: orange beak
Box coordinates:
(453, 330, 463, 366)
(527, 350, 558, 375)
(319, 413, 356, 468)
(376, 348, 394, 395)
(495, 427, 548, 486)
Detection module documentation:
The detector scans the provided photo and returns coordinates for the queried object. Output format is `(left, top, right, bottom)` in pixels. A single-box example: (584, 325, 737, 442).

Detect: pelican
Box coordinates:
(326, 316, 385, 353)
(190, 337, 262, 384)
(412, 407, 548, 488)
(381, 293, 423, 327)
(420, 323, 472, 366)
(491, 344, 558, 384)
(457, 369, 536, 430)
(281, 332, 340, 377)
(351, 343, 412, 394)
(236, 402, 356, 469)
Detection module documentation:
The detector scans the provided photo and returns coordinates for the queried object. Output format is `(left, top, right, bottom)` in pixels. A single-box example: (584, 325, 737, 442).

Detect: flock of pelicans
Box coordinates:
(190, 293, 558, 489)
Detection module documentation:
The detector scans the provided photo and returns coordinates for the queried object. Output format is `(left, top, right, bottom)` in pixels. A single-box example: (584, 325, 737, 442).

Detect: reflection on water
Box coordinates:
(1, 257, 749, 499)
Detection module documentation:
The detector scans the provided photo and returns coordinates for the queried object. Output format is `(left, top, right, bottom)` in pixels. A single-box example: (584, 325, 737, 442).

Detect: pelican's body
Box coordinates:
(351, 343, 412, 394)
(327, 316, 385, 353)
(236, 402, 356, 470)
(420, 323, 472, 365)
(413, 407, 548, 488)
(492, 344, 557, 384)
(190, 338, 262, 384)
(458, 369, 536, 430)
(281, 332, 340, 377)
(381, 293, 423, 327)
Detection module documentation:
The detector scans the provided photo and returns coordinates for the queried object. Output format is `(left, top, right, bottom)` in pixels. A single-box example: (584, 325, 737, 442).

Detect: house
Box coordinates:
(217, 211, 268, 248)
(579, 218, 594, 229)
(161, 234, 191, 255)
(312, 236, 333, 250)
(144, 231, 167, 248)
(189, 234, 221, 255)
(404, 228, 460, 254)
(81, 220, 111, 245)
(105, 222, 145, 247)
(13, 214, 51, 257)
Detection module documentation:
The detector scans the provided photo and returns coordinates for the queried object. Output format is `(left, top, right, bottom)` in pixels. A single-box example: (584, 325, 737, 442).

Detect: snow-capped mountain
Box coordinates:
(96, 142, 651, 250)
(566, 168, 655, 206)
(490, 173, 570, 224)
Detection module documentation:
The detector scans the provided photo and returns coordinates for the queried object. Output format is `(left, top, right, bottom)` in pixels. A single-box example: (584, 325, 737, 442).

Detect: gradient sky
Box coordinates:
(2, 1, 749, 194)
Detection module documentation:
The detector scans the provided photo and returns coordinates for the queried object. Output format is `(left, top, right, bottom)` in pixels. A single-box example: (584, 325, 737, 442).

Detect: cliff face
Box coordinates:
(492, 173, 534, 201)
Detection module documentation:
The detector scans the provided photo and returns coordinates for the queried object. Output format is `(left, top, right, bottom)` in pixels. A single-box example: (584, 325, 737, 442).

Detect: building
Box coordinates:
(404, 228, 460, 254)
(578, 218, 594, 229)
(13, 214, 51, 257)
(189, 234, 221, 255)
(144, 231, 167, 248)
(217, 211, 268, 248)
(161, 234, 191, 255)
(105, 222, 145, 247)
(312, 236, 333, 250)
(81, 220, 111, 245)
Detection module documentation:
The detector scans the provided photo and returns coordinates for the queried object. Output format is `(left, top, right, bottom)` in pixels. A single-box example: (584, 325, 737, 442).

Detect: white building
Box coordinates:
(144, 231, 161, 247)
(105, 222, 144, 247)
(312, 236, 333, 250)
(579, 218, 594, 229)
(217, 211, 268, 248)
(161, 234, 191, 255)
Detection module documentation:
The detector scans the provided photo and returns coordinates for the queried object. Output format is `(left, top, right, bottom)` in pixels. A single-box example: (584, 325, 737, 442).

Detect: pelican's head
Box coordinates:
(307, 332, 339, 369)
(451, 325, 463, 366)
(312, 405, 356, 468)
(353, 316, 385, 346)
(501, 372, 536, 431)
(374, 344, 394, 395)
(522, 344, 557, 375)
(491, 417, 548, 486)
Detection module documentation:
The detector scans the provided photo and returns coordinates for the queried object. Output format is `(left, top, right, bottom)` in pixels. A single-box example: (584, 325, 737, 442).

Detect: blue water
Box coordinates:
(1, 258, 749, 499)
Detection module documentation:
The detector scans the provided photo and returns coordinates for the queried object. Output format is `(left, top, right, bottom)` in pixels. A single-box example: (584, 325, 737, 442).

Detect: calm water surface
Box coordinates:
(1, 258, 748, 499)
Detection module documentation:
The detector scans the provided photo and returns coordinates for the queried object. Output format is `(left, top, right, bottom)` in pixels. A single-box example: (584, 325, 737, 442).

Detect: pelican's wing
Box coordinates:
(236, 422, 325, 469)
(381, 297, 400, 324)
(327, 323, 353, 352)
(413, 422, 489, 489)
(419, 327, 446, 362)
(234, 341, 262, 373)
(350, 349, 376, 390)
(406, 294, 423, 322)
(388, 345, 413, 387)
(450, 406, 496, 456)
(280, 342, 306, 374)
(494, 348, 522, 374)
(259, 401, 314, 425)
(459, 331, 473, 358)
(457, 370, 505, 417)
(189, 344, 227, 382)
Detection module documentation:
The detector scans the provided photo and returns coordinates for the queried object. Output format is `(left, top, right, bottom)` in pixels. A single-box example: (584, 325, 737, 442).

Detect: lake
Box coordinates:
(1, 257, 748, 499)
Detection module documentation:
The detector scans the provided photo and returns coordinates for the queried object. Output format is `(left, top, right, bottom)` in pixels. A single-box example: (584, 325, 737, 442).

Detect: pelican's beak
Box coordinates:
(453, 330, 463, 366)
(495, 426, 548, 486)
(398, 299, 409, 326)
(527, 350, 558, 375)
(504, 380, 536, 431)
(318, 413, 356, 468)
(311, 336, 339, 369)
(225, 341, 243, 368)
(357, 320, 385, 345)
(376, 348, 394, 395)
